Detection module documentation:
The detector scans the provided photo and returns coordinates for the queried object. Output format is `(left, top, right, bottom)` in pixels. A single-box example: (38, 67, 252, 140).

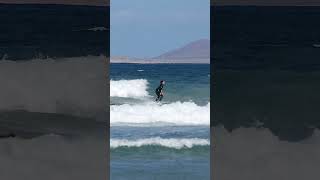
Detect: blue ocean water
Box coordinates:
(0, 4, 109, 138)
(0, 4, 109, 179)
(111, 64, 210, 105)
(212, 6, 320, 141)
(0, 4, 109, 60)
(110, 63, 210, 180)
(211, 6, 320, 180)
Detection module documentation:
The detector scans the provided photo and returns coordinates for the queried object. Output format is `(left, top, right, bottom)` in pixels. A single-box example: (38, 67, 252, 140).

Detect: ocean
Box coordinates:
(212, 6, 320, 179)
(3, 4, 320, 180)
(0, 4, 109, 179)
(110, 63, 210, 180)
(0, 4, 109, 60)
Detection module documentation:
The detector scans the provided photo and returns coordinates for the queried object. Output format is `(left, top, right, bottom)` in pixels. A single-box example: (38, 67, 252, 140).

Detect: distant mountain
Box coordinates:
(111, 39, 210, 64)
(155, 39, 210, 60)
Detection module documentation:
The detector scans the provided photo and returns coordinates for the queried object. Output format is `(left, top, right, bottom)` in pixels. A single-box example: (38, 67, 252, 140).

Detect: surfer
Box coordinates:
(155, 80, 165, 102)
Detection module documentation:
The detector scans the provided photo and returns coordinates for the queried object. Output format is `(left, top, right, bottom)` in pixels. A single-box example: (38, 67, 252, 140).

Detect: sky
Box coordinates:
(111, 0, 210, 58)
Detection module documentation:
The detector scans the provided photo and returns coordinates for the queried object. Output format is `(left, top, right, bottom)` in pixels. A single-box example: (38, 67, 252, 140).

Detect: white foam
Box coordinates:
(87, 27, 108, 31)
(73, 27, 108, 32)
(0, 135, 107, 179)
(111, 101, 210, 126)
(313, 44, 320, 48)
(0, 56, 107, 117)
(213, 127, 320, 180)
(110, 137, 209, 149)
(110, 79, 149, 98)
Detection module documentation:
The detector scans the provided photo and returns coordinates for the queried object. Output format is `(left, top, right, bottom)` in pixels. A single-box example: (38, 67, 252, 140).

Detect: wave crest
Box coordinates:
(213, 126, 320, 179)
(110, 79, 149, 98)
(111, 101, 210, 126)
(0, 56, 107, 117)
(110, 137, 210, 149)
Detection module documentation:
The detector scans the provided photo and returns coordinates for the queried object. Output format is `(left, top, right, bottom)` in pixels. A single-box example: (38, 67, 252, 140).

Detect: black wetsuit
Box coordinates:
(155, 84, 164, 101)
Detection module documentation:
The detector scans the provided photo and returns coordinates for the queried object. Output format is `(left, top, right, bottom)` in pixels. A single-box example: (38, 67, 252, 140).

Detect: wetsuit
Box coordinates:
(155, 84, 164, 101)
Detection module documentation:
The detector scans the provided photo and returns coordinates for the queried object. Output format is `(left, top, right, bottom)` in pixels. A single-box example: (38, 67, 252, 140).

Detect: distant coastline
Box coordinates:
(110, 57, 210, 64)
(111, 39, 210, 64)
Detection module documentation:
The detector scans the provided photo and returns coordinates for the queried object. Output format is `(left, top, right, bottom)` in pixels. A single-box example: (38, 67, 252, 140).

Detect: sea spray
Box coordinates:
(111, 101, 210, 126)
(110, 137, 210, 149)
(110, 79, 149, 98)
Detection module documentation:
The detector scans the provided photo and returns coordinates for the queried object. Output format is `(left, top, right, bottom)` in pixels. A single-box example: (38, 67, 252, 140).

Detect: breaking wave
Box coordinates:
(88, 27, 108, 31)
(0, 56, 107, 117)
(110, 137, 209, 149)
(0, 135, 107, 179)
(110, 101, 210, 126)
(213, 126, 320, 180)
(110, 79, 149, 98)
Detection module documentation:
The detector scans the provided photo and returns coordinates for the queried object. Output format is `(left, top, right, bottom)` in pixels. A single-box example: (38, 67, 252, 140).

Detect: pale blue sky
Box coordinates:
(111, 0, 210, 58)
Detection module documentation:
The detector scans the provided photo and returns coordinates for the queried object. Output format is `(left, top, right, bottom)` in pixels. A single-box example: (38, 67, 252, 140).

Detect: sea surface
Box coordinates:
(212, 6, 320, 180)
(212, 6, 320, 141)
(0, 4, 109, 179)
(110, 63, 210, 180)
(0, 4, 109, 60)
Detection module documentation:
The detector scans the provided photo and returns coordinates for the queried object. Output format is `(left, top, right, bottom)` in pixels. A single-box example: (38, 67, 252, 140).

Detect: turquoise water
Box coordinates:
(110, 64, 210, 105)
(110, 63, 210, 180)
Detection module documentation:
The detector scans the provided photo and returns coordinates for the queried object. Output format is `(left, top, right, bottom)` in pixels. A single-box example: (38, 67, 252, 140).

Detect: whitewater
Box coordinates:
(110, 79, 210, 126)
(111, 137, 210, 149)
(110, 79, 150, 98)
(110, 75, 210, 153)
(110, 63, 210, 180)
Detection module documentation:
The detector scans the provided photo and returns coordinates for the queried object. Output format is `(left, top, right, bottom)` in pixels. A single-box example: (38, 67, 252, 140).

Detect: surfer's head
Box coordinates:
(160, 80, 165, 85)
